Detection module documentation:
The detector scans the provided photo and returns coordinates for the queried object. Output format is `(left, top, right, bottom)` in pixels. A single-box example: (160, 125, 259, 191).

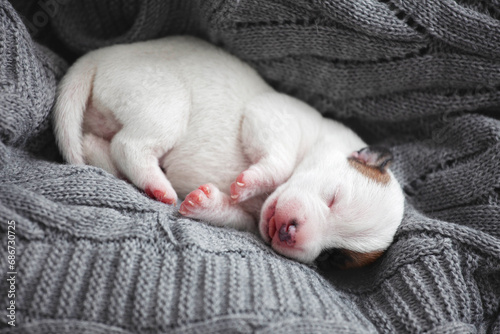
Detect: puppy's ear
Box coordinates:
(349, 146, 393, 173)
(315, 248, 384, 270)
(316, 248, 352, 270)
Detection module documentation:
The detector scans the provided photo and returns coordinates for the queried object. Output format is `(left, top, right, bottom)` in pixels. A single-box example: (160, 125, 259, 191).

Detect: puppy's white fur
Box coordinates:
(53, 36, 405, 266)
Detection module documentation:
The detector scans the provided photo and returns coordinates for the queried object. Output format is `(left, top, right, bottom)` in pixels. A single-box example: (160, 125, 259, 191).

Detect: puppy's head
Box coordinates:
(259, 146, 404, 269)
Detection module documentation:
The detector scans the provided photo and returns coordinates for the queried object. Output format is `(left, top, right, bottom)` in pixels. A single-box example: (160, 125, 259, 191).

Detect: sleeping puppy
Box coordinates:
(53, 36, 405, 269)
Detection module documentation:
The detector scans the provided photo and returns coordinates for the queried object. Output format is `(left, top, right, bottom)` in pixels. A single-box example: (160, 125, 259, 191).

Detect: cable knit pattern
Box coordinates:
(1, 0, 500, 333)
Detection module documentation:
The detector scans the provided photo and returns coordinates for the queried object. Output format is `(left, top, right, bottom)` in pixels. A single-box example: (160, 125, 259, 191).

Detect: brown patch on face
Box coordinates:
(340, 249, 384, 269)
(348, 158, 391, 185)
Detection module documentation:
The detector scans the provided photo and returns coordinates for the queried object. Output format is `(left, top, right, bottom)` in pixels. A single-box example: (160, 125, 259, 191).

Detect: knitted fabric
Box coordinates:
(1, 0, 500, 333)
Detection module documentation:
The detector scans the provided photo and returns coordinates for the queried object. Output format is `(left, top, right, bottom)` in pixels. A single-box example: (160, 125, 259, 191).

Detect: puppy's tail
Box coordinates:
(52, 56, 96, 165)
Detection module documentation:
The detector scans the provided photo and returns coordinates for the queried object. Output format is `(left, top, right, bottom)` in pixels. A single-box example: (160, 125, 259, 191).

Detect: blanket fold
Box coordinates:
(1, 0, 499, 333)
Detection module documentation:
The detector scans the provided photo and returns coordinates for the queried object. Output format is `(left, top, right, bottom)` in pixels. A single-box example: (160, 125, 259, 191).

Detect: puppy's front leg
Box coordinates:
(230, 93, 306, 203)
(179, 184, 257, 231)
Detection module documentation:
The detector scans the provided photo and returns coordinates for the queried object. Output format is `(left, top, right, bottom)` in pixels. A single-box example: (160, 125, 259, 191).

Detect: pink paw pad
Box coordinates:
(179, 184, 214, 216)
(144, 186, 176, 205)
(230, 170, 260, 203)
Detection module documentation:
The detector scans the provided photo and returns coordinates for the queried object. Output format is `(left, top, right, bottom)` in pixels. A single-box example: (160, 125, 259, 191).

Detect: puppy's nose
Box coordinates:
(278, 219, 297, 246)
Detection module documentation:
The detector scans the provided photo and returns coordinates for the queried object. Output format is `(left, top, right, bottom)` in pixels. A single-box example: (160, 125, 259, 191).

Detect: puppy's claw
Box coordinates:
(199, 184, 211, 196)
(144, 186, 176, 205)
(179, 184, 222, 218)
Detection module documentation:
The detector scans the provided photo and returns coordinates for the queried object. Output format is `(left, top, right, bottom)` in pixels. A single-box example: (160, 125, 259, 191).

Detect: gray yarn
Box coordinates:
(1, 0, 500, 333)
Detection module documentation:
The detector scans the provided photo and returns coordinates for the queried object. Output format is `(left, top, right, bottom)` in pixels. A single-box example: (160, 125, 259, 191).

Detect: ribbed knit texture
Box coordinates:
(1, 0, 500, 333)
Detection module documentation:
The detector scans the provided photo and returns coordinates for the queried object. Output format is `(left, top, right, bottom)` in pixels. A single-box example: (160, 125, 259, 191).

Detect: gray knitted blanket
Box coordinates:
(1, 0, 499, 333)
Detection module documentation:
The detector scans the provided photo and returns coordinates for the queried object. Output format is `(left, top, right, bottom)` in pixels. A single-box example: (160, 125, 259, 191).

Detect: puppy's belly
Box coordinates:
(162, 131, 251, 199)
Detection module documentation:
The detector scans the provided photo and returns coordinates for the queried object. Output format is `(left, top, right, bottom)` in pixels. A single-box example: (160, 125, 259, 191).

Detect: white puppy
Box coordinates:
(53, 36, 405, 268)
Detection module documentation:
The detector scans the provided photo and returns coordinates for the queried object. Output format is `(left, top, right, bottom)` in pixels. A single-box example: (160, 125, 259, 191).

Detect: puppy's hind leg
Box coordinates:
(109, 83, 190, 205)
(82, 133, 123, 178)
(231, 93, 307, 203)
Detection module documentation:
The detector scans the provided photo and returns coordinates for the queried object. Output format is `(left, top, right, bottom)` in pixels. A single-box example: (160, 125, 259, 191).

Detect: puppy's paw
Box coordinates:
(144, 185, 177, 205)
(179, 184, 222, 217)
(230, 170, 263, 203)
